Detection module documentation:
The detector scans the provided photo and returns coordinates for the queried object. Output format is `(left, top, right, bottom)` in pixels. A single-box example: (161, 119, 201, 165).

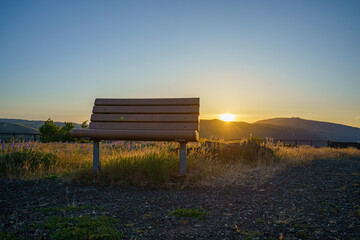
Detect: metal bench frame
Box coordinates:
(70, 98, 200, 175)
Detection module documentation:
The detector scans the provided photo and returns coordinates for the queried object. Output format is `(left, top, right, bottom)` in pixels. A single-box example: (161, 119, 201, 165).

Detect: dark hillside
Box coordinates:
(0, 122, 38, 133)
(255, 118, 360, 141)
(200, 118, 360, 141)
(1, 117, 359, 142)
(199, 120, 321, 140)
(0, 118, 81, 130)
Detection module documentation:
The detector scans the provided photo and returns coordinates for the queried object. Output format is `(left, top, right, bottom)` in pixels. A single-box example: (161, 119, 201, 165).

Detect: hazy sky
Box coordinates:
(1, 0, 360, 127)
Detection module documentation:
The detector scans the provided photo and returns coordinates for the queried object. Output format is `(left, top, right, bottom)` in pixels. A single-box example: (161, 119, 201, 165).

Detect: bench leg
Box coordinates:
(179, 141, 187, 175)
(93, 141, 101, 174)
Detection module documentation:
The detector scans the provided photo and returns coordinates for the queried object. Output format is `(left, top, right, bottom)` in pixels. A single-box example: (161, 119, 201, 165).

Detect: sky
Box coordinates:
(1, 0, 360, 127)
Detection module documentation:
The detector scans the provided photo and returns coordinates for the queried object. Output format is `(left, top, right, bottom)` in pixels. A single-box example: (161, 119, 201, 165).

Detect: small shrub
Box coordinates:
(256, 218, 265, 223)
(39, 118, 75, 142)
(239, 141, 278, 166)
(170, 208, 210, 219)
(34, 216, 123, 240)
(334, 206, 341, 211)
(0, 148, 56, 177)
(248, 133, 263, 145)
(219, 139, 278, 166)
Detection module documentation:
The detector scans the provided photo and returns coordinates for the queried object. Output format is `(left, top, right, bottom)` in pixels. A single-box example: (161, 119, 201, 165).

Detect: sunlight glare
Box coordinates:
(219, 114, 236, 122)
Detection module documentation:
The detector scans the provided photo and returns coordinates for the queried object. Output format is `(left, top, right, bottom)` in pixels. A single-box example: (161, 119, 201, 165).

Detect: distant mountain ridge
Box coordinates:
(0, 122, 39, 134)
(200, 117, 360, 142)
(0, 117, 359, 142)
(0, 118, 81, 133)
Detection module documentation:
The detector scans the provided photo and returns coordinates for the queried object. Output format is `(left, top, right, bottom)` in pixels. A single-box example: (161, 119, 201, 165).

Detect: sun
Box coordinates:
(219, 114, 236, 122)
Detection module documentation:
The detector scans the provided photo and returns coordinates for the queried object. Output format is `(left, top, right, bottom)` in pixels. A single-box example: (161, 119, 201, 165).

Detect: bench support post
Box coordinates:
(179, 141, 187, 175)
(93, 140, 101, 174)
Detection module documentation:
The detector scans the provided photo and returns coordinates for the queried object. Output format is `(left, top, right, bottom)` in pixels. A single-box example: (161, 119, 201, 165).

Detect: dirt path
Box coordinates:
(1, 159, 359, 239)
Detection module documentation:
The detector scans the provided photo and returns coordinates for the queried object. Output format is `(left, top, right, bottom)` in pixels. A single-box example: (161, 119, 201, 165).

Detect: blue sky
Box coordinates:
(1, 0, 360, 127)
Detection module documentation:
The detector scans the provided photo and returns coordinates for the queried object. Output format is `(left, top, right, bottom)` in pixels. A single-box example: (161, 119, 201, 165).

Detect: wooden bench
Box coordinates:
(70, 98, 200, 175)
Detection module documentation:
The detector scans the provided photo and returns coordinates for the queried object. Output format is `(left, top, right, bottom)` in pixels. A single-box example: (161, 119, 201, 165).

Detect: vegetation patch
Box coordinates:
(334, 206, 341, 211)
(234, 224, 261, 239)
(1, 138, 359, 186)
(355, 205, 360, 217)
(170, 208, 211, 219)
(318, 208, 328, 213)
(0, 148, 56, 177)
(296, 230, 308, 238)
(0, 232, 23, 240)
(34, 216, 123, 240)
(41, 174, 59, 180)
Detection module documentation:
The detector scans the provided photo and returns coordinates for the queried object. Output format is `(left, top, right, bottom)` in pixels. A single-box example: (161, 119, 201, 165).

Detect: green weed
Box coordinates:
(256, 218, 265, 223)
(34, 216, 123, 240)
(170, 208, 211, 219)
(42, 174, 59, 180)
(296, 230, 308, 238)
(334, 206, 341, 211)
(0, 232, 24, 240)
(234, 225, 261, 239)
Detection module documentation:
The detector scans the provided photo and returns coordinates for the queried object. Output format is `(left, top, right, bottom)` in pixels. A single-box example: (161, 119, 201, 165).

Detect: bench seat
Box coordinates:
(70, 97, 200, 175)
(71, 129, 198, 141)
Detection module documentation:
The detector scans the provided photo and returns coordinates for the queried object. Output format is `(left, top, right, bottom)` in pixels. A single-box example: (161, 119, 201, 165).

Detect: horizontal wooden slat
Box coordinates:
(89, 122, 199, 131)
(91, 114, 199, 123)
(95, 98, 199, 106)
(93, 105, 199, 114)
(70, 129, 199, 141)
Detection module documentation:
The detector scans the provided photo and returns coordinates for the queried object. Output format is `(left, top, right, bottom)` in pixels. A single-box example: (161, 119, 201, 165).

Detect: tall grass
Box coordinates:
(1, 139, 359, 187)
(274, 145, 360, 164)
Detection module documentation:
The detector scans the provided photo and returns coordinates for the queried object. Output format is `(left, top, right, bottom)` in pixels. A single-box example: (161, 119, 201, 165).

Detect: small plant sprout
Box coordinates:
(170, 208, 210, 219)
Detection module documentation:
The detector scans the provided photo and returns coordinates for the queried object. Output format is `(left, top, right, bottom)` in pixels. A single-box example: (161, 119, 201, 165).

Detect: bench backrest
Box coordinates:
(89, 98, 200, 133)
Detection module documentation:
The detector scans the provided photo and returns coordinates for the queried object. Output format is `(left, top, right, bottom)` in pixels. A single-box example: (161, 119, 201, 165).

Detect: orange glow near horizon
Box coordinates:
(219, 114, 236, 122)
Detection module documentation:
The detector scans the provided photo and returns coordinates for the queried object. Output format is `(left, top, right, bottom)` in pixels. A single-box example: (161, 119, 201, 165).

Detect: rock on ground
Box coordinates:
(1, 159, 359, 239)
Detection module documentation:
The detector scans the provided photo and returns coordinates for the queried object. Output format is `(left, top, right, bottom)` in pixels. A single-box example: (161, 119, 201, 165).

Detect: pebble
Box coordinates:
(0, 159, 359, 239)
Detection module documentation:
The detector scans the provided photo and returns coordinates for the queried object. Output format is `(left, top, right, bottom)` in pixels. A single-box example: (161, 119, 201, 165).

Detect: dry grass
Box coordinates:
(1, 139, 359, 187)
(275, 145, 360, 164)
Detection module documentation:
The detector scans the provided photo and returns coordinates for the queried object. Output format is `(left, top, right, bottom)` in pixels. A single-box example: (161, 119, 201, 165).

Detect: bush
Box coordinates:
(220, 140, 278, 166)
(248, 133, 263, 145)
(59, 122, 75, 142)
(39, 118, 75, 142)
(239, 141, 278, 166)
(0, 148, 56, 177)
(39, 118, 60, 142)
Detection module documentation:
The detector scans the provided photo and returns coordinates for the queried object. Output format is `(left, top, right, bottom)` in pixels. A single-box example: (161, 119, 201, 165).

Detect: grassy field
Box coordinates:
(1, 139, 359, 187)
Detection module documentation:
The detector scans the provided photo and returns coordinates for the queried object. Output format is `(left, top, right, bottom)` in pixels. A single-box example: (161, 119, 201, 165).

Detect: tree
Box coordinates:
(81, 120, 89, 129)
(60, 122, 75, 142)
(39, 119, 76, 142)
(39, 118, 60, 142)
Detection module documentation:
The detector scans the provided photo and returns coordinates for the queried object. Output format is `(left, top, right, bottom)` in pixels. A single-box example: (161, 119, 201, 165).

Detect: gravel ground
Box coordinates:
(1, 159, 359, 240)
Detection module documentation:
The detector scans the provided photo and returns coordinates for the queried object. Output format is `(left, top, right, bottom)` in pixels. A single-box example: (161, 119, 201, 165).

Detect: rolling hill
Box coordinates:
(200, 118, 360, 142)
(1, 117, 359, 142)
(0, 122, 39, 133)
(0, 118, 81, 132)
